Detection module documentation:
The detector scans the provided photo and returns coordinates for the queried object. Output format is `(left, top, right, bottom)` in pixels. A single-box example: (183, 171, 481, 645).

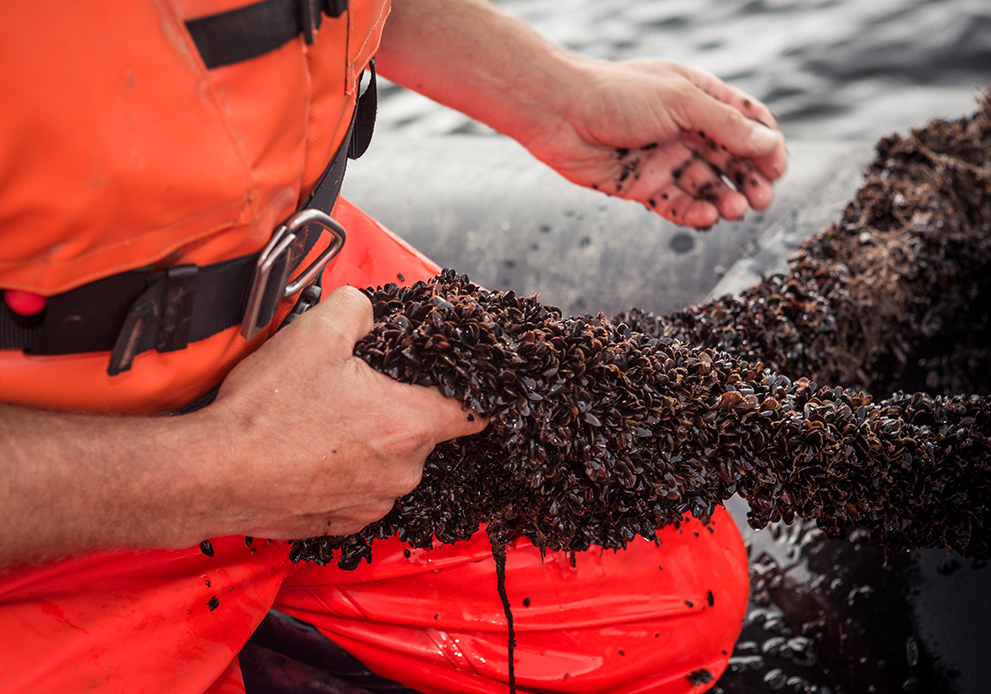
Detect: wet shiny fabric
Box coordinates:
(0, 515, 746, 693)
(274, 507, 748, 694)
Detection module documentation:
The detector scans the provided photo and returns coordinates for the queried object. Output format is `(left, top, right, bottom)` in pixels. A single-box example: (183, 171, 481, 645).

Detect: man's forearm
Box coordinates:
(376, 0, 788, 231)
(377, 0, 587, 145)
(0, 403, 222, 566)
(0, 287, 486, 568)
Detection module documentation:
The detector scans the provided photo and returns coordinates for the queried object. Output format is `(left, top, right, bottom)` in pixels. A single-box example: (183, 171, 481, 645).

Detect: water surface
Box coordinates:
(377, 0, 990, 140)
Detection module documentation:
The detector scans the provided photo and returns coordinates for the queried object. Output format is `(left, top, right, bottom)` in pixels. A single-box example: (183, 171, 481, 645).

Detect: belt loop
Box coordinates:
(300, 0, 319, 45)
(107, 276, 167, 376)
(157, 265, 200, 353)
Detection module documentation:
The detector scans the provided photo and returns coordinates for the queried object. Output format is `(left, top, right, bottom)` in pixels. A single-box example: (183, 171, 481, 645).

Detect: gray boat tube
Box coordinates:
(341, 135, 873, 316)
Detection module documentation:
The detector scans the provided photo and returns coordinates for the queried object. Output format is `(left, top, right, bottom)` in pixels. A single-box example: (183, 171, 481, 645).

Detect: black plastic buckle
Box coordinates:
(240, 209, 346, 340)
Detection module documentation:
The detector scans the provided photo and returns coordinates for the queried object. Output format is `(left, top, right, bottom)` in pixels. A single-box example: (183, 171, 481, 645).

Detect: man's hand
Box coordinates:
(0, 286, 485, 566)
(378, 0, 787, 230)
(521, 59, 788, 229)
(204, 285, 487, 540)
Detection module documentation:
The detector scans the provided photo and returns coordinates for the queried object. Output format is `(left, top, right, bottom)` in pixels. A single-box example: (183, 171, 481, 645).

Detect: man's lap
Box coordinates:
(0, 507, 745, 693)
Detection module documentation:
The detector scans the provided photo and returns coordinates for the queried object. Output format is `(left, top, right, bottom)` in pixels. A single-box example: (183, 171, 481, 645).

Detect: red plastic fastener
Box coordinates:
(4, 290, 48, 316)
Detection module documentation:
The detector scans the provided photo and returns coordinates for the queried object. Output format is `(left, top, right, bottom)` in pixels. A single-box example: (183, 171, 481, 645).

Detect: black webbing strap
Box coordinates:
(1, 255, 255, 356)
(0, 63, 378, 374)
(348, 59, 377, 161)
(185, 0, 348, 69)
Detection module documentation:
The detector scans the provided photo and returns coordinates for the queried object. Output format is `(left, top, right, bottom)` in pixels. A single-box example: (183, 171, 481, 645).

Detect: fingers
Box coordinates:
(674, 97, 786, 182)
(641, 177, 726, 229)
(663, 152, 751, 220)
(296, 285, 488, 442)
(621, 141, 767, 227)
(684, 132, 777, 211)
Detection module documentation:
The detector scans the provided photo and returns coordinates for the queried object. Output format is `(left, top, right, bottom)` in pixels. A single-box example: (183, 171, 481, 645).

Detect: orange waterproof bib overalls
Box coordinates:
(0, 2, 748, 692)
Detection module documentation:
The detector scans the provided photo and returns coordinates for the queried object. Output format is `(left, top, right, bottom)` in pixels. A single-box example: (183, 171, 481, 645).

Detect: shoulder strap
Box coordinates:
(185, 0, 349, 69)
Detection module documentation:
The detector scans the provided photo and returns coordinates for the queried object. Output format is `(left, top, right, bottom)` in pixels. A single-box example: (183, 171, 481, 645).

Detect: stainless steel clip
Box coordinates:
(240, 209, 346, 340)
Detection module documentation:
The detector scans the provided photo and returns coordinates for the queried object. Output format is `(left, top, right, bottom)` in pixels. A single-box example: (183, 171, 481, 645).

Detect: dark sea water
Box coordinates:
(377, 0, 991, 141)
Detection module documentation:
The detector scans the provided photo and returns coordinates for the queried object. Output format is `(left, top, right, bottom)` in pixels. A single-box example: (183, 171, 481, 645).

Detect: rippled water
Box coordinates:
(377, 0, 991, 140)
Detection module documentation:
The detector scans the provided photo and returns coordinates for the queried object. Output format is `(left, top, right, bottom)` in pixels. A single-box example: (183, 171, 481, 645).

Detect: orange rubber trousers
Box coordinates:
(0, 200, 748, 694)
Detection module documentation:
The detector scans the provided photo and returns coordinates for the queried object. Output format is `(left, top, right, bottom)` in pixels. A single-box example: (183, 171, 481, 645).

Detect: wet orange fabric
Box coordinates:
(0, 0, 389, 414)
(0, 537, 294, 694)
(277, 508, 748, 694)
(0, 515, 745, 694)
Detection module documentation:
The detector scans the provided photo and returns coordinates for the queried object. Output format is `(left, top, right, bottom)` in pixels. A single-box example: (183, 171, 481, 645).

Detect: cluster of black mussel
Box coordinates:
(290, 93, 991, 572)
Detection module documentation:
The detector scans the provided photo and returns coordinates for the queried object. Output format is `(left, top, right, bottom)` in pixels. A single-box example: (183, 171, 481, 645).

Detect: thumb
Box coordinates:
(314, 285, 488, 440)
(318, 285, 488, 440)
(414, 385, 490, 442)
(308, 285, 375, 356)
(682, 94, 783, 157)
(675, 90, 787, 178)
(742, 120, 784, 157)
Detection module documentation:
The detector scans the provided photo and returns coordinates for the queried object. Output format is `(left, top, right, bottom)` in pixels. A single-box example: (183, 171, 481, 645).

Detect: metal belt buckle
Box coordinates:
(240, 209, 346, 340)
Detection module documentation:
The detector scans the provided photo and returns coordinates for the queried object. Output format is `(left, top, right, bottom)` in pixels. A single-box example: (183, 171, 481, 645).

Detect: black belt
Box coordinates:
(0, 0, 377, 376)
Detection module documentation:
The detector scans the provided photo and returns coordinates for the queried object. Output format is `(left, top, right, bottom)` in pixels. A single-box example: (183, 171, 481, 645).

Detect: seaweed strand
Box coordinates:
(489, 526, 517, 694)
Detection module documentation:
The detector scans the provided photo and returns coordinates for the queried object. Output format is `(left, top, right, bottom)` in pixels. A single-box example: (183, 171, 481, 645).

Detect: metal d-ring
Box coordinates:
(240, 209, 347, 340)
(282, 209, 346, 297)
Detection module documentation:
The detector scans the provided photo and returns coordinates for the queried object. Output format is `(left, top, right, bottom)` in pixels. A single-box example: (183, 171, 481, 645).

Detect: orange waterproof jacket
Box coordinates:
(0, 0, 390, 414)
